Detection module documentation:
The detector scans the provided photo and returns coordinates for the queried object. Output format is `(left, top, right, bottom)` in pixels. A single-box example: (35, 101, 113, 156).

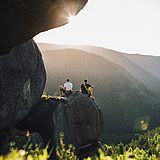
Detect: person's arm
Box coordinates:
(88, 84, 94, 88)
(71, 83, 73, 90)
(64, 83, 67, 90)
(80, 84, 83, 92)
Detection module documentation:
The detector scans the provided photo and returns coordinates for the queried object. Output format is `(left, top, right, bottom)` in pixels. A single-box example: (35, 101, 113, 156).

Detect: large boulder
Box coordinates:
(0, 0, 88, 54)
(18, 92, 103, 157)
(0, 40, 46, 131)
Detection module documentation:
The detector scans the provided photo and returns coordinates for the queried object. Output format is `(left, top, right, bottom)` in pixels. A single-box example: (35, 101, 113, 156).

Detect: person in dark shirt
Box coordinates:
(80, 78, 94, 97)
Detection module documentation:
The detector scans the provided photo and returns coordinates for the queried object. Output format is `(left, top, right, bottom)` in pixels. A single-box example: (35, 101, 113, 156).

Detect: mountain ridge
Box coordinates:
(38, 43, 160, 97)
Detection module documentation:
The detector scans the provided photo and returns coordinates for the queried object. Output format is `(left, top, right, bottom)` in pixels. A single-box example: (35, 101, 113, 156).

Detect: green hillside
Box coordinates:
(42, 49, 160, 143)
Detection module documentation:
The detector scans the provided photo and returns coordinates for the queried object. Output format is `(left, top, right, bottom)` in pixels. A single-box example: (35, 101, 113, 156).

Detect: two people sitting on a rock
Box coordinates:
(59, 78, 73, 97)
(80, 78, 94, 97)
(59, 78, 94, 98)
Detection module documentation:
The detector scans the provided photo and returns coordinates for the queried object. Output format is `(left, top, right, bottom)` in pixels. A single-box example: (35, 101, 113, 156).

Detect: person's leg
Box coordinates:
(59, 85, 65, 97)
(59, 86, 62, 97)
(66, 90, 72, 96)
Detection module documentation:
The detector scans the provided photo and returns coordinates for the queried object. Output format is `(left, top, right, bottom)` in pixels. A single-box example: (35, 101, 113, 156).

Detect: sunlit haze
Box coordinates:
(34, 0, 160, 56)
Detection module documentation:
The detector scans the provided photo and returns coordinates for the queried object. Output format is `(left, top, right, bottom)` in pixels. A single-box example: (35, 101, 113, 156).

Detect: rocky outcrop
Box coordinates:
(19, 97, 75, 147)
(67, 92, 103, 158)
(0, 40, 46, 131)
(0, 0, 88, 54)
(18, 92, 103, 157)
(67, 92, 103, 147)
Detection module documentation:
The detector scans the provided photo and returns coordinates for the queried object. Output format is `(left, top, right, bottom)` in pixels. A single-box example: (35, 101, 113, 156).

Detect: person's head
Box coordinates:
(66, 78, 70, 82)
(84, 78, 88, 83)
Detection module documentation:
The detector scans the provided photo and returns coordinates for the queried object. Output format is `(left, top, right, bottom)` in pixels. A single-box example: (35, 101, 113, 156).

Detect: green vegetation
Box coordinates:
(56, 132, 78, 160)
(1, 128, 160, 159)
(41, 92, 65, 101)
(0, 145, 49, 160)
(95, 128, 160, 159)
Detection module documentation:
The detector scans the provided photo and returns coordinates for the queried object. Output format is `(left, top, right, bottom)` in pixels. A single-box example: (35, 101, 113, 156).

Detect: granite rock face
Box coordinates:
(0, 0, 88, 54)
(0, 40, 46, 131)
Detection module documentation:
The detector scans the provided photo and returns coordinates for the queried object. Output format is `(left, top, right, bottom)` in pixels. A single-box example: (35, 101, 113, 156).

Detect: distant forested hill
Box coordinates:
(41, 48, 160, 143)
(72, 46, 160, 97)
(38, 43, 160, 97)
(122, 53, 160, 80)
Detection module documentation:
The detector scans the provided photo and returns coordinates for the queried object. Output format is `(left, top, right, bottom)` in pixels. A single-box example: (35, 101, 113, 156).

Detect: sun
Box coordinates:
(67, 15, 76, 23)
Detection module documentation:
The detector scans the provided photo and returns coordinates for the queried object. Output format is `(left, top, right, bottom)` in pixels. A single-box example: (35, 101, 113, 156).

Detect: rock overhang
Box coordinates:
(0, 0, 88, 54)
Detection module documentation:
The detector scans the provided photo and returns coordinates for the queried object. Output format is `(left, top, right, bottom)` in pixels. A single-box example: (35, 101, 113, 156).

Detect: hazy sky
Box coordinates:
(34, 0, 160, 56)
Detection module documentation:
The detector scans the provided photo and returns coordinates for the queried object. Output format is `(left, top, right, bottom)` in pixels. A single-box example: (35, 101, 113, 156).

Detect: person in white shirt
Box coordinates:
(59, 78, 73, 96)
